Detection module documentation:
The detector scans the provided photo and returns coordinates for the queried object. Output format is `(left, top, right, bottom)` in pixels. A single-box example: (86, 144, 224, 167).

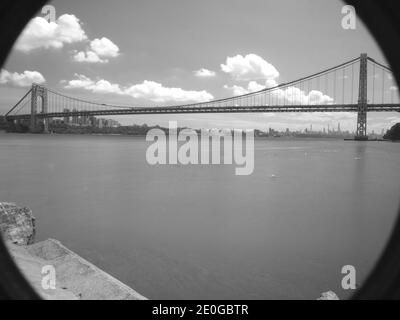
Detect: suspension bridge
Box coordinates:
(4, 53, 400, 140)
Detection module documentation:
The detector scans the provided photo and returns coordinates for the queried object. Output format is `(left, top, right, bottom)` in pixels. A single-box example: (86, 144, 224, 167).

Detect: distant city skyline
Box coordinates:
(1, 0, 400, 132)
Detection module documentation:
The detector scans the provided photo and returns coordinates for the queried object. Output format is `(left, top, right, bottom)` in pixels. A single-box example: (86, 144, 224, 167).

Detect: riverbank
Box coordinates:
(1, 202, 146, 300)
(6, 239, 147, 300)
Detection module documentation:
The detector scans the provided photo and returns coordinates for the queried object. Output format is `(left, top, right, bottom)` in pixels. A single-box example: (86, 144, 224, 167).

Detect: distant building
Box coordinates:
(89, 116, 96, 126)
(72, 109, 78, 125)
(63, 108, 70, 124)
(95, 118, 121, 129)
(51, 119, 64, 125)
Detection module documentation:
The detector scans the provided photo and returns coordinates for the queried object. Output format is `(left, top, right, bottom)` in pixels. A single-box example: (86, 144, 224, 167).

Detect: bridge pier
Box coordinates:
(355, 53, 368, 141)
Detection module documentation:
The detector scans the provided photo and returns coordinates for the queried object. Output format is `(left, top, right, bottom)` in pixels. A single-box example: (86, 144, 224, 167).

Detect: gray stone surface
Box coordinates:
(1, 201, 146, 300)
(0, 202, 35, 245)
(317, 291, 340, 300)
(8, 239, 147, 300)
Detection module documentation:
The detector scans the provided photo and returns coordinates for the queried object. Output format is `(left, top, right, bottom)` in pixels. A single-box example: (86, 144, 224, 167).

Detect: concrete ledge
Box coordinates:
(7, 239, 147, 300)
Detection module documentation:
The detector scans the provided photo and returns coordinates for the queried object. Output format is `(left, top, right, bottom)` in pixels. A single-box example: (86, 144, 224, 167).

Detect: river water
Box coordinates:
(1, 133, 399, 299)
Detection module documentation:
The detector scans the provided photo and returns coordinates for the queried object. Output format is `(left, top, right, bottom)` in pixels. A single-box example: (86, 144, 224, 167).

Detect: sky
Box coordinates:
(0, 0, 399, 133)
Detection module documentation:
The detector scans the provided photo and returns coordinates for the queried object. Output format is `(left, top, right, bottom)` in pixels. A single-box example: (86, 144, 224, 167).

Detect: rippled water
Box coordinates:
(1, 133, 399, 299)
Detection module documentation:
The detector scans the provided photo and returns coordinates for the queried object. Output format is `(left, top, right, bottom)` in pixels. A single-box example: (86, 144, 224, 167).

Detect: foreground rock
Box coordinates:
(317, 291, 340, 300)
(383, 123, 400, 141)
(7, 239, 147, 300)
(1, 201, 146, 300)
(0, 202, 35, 245)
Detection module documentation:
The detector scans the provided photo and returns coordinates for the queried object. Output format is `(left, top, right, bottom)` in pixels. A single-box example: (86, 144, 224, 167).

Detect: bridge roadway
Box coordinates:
(6, 103, 400, 121)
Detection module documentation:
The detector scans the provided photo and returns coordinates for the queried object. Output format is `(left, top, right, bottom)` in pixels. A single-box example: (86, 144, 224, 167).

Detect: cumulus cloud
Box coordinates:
(221, 54, 279, 81)
(90, 37, 120, 58)
(275, 87, 334, 105)
(223, 84, 248, 96)
(0, 69, 45, 87)
(62, 74, 213, 103)
(124, 80, 213, 103)
(63, 74, 122, 94)
(224, 81, 266, 96)
(72, 51, 106, 64)
(73, 37, 120, 63)
(224, 80, 333, 105)
(15, 14, 87, 52)
(194, 68, 216, 78)
(221, 53, 332, 105)
(222, 53, 288, 99)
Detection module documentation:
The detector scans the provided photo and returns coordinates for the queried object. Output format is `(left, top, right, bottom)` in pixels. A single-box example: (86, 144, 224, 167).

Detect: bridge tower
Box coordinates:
(355, 53, 368, 140)
(30, 83, 49, 133)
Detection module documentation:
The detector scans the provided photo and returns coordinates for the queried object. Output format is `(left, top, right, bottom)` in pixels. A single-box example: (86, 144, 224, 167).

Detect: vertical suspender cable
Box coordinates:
(372, 63, 376, 104)
(351, 63, 354, 104)
(381, 67, 385, 104)
(333, 69, 336, 104)
(342, 68, 345, 104)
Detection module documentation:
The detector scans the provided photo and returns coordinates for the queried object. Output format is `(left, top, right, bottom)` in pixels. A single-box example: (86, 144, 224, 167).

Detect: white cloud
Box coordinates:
(72, 50, 106, 63)
(224, 80, 266, 95)
(15, 14, 87, 52)
(73, 37, 120, 63)
(221, 54, 279, 81)
(223, 84, 248, 96)
(124, 80, 213, 103)
(62, 74, 213, 103)
(63, 74, 122, 94)
(221, 53, 333, 105)
(90, 37, 120, 58)
(224, 81, 265, 96)
(0, 69, 45, 87)
(265, 78, 279, 88)
(247, 81, 267, 93)
(275, 87, 333, 105)
(194, 68, 216, 78)
(224, 80, 333, 105)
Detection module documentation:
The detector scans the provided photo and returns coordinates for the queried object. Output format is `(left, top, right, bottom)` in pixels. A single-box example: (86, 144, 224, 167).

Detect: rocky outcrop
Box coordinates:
(1, 201, 146, 300)
(317, 291, 340, 300)
(0, 202, 35, 245)
(384, 123, 400, 141)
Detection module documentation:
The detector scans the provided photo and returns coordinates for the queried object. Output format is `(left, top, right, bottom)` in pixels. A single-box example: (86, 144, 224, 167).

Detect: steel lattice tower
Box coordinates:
(30, 84, 48, 133)
(355, 53, 368, 140)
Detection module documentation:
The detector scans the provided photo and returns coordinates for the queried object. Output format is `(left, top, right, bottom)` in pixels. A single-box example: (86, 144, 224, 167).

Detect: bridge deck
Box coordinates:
(5, 104, 400, 121)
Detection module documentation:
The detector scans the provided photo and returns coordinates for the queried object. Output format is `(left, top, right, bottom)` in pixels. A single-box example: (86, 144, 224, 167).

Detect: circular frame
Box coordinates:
(0, 0, 399, 300)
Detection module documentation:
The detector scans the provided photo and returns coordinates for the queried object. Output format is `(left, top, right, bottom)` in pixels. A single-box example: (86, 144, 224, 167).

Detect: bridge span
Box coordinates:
(4, 54, 400, 140)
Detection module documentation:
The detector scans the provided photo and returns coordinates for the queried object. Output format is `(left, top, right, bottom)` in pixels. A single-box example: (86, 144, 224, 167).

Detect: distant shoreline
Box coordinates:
(1, 129, 392, 141)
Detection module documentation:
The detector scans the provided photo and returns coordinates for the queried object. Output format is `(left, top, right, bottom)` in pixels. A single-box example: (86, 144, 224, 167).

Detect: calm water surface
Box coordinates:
(1, 133, 399, 299)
